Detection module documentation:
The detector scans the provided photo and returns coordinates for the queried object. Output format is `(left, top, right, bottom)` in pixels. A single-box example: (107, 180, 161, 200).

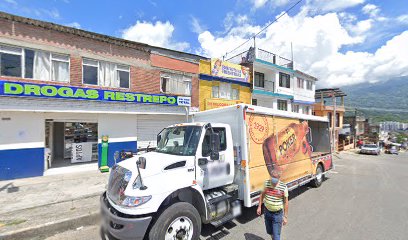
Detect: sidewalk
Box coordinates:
(0, 169, 109, 239)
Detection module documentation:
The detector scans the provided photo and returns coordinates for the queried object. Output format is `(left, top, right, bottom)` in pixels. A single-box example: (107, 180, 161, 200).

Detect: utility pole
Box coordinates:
(332, 90, 337, 152)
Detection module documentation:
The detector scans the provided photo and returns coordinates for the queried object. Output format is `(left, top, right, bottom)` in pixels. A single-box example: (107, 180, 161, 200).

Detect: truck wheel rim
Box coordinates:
(316, 167, 323, 182)
(165, 216, 193, 240)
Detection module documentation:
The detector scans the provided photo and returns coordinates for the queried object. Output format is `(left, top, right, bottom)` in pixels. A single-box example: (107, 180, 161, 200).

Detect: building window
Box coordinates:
(0, 45, 22, 77)
(279, 72, 290, 88)
(304, 106, 310, 115)
(252, 99, 257, 105)
(336, 113, 340, 127)
(212, 85, 219, 98)
(292, 104, 299, 113)
(278, 100, 287, 111)
(328, 112, 333, 128)
(83, 59, 130, 88)
(254, 72, 265, 88)
(0, 44, 69, 82)
(161, 72, 191, 96)
(297, 78, 304, 89)
(212, 82, 239, 100)
(306, 80, 313, 90)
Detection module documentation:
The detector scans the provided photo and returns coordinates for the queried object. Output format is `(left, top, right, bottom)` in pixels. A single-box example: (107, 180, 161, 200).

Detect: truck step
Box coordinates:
(210, 213, 235, 227)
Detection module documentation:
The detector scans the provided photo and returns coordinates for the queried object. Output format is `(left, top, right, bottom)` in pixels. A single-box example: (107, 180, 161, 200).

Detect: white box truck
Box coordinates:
(101, 104, 333, 240)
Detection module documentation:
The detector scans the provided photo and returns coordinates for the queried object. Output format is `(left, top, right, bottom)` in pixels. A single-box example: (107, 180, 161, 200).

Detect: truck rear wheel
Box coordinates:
(149, 202, 201, 240)
(311, 164, 324, 188)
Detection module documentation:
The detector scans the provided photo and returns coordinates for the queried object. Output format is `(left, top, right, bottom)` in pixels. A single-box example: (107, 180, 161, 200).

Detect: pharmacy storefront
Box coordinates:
(0, 80, 191, 180)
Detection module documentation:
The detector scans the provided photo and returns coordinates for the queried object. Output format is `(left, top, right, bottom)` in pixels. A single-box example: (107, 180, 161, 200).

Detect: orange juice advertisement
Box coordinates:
(247, 113, 314, 192)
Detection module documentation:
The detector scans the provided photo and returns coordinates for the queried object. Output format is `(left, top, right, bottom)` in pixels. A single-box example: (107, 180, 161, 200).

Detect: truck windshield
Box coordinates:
(156, 126, 202, 156)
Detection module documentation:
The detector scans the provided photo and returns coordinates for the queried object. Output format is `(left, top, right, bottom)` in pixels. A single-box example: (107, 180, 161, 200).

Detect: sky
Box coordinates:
(0, 0, 407, 88)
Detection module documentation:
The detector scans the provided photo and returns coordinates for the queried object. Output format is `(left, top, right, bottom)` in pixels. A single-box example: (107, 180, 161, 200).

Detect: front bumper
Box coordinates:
(100, 192, 152, 240)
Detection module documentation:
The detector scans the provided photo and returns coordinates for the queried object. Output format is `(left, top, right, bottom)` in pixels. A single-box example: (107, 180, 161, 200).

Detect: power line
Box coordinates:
(222, 0, 304, 59)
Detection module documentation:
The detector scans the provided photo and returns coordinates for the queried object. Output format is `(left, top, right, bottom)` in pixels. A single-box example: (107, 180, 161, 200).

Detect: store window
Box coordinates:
(306, 80, 313, 90)
(279, 72, 290, 88)
(212, 82, 239, 100)
(292, 104, 299, 113)
(83, 59, 130, 88)
(161, 72, 192, 96)
(0, 44, 69, 82)
(278, 100, 288, 111)
(254, 72, 265, 88)
(297, 78, 304, 89)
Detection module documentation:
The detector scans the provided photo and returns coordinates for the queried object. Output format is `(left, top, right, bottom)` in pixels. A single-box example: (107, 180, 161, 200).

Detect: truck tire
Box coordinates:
(149, 202, 201, 240)
(310, 164, 324, 188)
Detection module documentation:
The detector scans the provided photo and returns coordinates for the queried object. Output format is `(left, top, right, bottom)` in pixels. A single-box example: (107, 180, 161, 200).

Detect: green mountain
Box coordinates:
(341, 76, 408, 123)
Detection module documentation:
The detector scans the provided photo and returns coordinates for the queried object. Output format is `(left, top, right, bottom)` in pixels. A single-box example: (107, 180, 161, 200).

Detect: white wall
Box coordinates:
(98, 114, 138, 143)
(0, 111, 44, 148)
(293, 76, 316, 102)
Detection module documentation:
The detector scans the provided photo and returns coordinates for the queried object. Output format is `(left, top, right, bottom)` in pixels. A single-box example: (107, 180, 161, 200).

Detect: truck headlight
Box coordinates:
(121, 195, 152, 207)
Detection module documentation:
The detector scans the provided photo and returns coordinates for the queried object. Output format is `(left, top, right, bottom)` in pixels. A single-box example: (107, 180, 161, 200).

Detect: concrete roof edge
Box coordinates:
(0, 11, 155, 52)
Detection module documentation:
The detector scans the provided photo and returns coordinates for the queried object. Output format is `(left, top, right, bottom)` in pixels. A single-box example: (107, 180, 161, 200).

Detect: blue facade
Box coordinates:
(98, 141, 138, 167)
(0, 147, 44, 180)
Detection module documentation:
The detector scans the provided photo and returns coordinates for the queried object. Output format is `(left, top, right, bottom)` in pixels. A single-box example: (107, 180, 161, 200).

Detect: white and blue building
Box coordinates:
(228, 47, 317, 114)
(0, 12, 199, 180)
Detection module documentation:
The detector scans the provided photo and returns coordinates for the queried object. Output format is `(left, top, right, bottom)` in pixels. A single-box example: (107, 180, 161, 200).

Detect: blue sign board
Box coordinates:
(0, 80, 191, 106)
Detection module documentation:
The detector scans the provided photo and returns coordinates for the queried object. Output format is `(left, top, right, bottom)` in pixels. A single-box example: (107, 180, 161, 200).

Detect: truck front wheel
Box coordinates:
(149, 202, 201, 240)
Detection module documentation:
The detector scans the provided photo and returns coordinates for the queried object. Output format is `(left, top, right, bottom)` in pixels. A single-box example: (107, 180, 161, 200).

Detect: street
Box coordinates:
(45, 151, 408, 240)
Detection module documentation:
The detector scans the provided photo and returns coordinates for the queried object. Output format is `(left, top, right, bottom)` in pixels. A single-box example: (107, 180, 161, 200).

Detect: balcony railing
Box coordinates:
(258, 48, 293, 69)
(225, 50, 250, 64)
(225, 47, 293, 69)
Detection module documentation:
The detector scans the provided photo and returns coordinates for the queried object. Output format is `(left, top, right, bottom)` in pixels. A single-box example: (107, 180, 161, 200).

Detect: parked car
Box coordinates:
(360, 144, 381, 155)
(385, 146, 399, 155)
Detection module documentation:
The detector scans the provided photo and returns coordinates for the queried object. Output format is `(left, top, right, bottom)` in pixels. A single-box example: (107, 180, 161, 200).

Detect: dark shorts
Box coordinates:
(264, 207, 283, 240)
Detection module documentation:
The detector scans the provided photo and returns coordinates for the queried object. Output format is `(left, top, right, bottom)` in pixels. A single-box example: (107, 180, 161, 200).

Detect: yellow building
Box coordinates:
(199, 59, 252, 111)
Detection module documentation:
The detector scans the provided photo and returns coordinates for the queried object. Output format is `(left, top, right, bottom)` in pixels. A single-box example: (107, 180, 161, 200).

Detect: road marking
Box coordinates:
(335, 164, 344, 167)
(330, 171, 339, 174)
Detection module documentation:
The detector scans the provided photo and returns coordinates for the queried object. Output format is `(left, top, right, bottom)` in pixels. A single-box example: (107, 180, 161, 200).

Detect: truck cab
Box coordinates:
(101, 122, 238, 240)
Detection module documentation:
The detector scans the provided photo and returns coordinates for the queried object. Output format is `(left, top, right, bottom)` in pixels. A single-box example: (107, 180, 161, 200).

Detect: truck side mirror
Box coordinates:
(210, 132, 220, 160)
(157, 135, 161, 145)
(137, 157, 147, 169)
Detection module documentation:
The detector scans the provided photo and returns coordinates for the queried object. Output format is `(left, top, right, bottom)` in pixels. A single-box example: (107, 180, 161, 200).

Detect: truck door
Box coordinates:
(196, 127, 232, 190)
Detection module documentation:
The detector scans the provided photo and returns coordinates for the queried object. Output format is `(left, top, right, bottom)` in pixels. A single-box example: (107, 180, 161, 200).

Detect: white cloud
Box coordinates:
(122, 20, 189, 51)
(362, 4, 380, 17)
(251, 0, 290, 9)
(397, 14, 408, 24)
(252, 0, 268, 9)
(348, 19, 373, 34)
(306, 0, 365, 12)
(197, 8, 408, 87)
(190, 16, 205, 34)
(65, 22, 81, 29)
(4, 0, 17, 5)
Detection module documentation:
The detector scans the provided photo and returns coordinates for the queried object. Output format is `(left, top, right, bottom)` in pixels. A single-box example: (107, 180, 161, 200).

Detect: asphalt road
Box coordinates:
(45, 151, 408, 240)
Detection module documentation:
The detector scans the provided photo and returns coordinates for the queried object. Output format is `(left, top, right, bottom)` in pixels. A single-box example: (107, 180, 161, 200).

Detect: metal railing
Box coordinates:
(225, 50, 250, 64)
(225, 47, 294, 69)
(258, 48, 293, 69)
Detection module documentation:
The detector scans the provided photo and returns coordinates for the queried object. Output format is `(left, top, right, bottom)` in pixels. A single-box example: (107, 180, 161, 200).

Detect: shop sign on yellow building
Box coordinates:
(210, 58, 250, 83)
(205, 99, 242, 110)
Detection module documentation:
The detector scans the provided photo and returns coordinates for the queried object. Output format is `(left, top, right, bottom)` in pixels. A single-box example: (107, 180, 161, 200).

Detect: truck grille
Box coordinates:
(107, 165, 132, 205)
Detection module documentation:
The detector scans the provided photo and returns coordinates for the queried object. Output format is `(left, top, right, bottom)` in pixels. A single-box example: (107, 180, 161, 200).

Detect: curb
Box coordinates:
(0, 211, 101, 240)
